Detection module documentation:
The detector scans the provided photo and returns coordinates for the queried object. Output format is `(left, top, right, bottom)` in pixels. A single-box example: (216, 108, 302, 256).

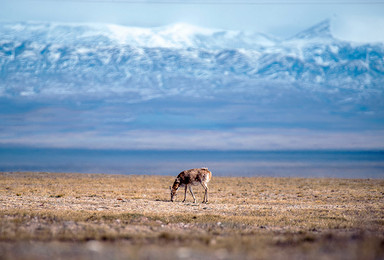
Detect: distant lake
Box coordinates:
(0, 147, 383, 179)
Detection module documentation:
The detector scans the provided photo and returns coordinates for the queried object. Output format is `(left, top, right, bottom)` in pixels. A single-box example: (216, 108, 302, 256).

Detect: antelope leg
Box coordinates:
(182, 185, 188, 202)
(189, 185, 196, 203)
(201, 183, 208, 203)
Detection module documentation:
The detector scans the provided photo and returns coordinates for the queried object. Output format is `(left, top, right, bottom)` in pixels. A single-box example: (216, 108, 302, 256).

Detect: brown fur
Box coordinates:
(170, 168, 212, 203)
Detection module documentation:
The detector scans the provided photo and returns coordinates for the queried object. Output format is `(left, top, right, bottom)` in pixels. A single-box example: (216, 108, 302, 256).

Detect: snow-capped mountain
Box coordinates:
(0, 21, 278, 49)
(1, 20, 384, 151)
(0, 20, 383, 106)
(290, 19, 333, 40)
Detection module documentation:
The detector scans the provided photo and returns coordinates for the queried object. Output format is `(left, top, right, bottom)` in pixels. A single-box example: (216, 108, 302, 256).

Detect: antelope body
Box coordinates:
(170, 168, 212, 203)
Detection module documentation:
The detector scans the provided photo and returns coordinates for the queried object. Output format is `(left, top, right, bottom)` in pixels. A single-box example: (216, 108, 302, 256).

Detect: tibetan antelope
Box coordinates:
(170, 168, 212, 203)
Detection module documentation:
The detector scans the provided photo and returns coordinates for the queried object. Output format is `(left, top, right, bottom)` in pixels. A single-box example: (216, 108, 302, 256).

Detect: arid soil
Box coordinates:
(0, 172, 383, 259)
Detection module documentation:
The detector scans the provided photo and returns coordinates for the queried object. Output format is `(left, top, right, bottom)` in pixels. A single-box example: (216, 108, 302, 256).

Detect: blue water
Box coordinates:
(0, 147, 383, 178)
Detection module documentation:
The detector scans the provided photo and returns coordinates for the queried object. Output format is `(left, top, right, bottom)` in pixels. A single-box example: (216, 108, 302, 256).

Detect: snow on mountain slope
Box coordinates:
(290, 19, 334, 41)
(0, 20, 383, 106)
(0, 21, 278, 49)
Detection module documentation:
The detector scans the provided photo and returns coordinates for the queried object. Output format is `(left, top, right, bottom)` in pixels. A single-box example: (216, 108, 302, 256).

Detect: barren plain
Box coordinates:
(0, 172, 383, 259)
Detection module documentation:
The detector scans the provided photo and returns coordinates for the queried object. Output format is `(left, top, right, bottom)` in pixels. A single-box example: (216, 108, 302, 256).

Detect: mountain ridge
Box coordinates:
(290, 19, 334, 41)
(0, 21, 281, 49)
(0, 20, 383, 107)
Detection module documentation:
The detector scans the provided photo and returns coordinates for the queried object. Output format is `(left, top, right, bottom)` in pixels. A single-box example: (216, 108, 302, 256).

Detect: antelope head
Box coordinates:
(170, 179, 180, 202)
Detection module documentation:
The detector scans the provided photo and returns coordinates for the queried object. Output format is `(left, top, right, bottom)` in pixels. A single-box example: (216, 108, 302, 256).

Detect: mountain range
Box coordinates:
(0, 20, 384, 150)
(0, 20, 383, 105)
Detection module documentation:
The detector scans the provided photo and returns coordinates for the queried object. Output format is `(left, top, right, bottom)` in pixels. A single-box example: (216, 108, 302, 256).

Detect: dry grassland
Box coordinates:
(0, 171, 383, 259)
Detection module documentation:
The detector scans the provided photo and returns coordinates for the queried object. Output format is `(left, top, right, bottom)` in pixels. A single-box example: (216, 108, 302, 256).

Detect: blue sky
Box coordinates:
(1, 0, 384, 41)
